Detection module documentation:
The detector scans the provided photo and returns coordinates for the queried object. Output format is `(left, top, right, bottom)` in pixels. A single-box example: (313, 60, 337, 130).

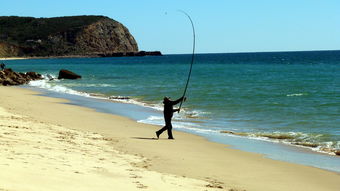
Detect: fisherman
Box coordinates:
(0, 62, 5, 70)
(156, 96, 186, 139)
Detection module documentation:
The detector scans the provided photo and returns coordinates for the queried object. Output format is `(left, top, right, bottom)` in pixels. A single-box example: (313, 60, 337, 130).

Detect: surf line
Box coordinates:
(178, 10, 196, 113)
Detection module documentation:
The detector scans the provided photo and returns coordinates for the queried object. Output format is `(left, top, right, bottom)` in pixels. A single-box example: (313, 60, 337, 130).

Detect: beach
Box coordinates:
(0, 86, 339, 191)
(0, 57, 28, 61)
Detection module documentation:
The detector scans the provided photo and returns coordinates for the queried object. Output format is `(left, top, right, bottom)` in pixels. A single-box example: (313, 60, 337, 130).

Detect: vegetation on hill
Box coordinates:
(0, 15, 138, 57)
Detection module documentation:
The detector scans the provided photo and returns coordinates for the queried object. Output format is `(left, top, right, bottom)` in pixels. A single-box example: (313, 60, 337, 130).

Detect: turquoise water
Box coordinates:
(5, 51, 340, 158)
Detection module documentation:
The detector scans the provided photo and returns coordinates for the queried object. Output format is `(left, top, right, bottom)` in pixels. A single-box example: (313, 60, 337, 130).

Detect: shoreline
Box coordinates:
(1, 86, 339, 191)
(27, 83, 340, 169)
(0, 51, 162, 61)
(0, 56, 100, 61)
(0, 57, 29, 60)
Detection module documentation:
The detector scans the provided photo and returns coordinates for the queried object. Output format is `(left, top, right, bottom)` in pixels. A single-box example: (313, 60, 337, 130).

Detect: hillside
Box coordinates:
(0, 15, 139, 57)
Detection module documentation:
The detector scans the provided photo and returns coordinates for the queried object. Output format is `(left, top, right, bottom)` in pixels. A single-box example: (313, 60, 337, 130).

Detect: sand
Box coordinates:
(0, 57, 27, 61)
(0, 86, 339, 191)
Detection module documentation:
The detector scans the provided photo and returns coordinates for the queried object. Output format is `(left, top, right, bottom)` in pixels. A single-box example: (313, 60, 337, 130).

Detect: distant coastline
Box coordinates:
(3, 49, 340, 61)
(0, 51, 162, 61)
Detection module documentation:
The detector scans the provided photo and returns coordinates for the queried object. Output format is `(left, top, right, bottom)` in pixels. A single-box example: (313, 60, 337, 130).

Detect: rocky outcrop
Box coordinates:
(0, 68, 42, 85)
(335, 150, 340, 156)
(58, 69, 81, 80)
(0, 16, 139, 57)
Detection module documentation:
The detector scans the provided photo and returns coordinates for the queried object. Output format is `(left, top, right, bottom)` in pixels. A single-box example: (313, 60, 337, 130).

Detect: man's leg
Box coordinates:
(167, 121, 174, 139)
(156, 125, 168, 138)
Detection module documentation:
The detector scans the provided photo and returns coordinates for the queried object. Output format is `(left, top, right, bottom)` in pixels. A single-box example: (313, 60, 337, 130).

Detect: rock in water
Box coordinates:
(335, 150, 340, 156)
(58, 69, 81, 80)
(26, 71, 42, 80)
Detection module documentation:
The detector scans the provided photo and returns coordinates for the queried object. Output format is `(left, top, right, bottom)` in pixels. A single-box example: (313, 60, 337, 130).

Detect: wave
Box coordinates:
(138, 115, 219, 135)
(220, 130, 340, 156)
(287, 93, 306, 97)
(60, 83, 116, 88)
(138, 116, 163, 126)
(140, 113, 340, 155)
(29, 78, 90, 97)
(29, 75, 207, 122)
(28, 77, 151, 109)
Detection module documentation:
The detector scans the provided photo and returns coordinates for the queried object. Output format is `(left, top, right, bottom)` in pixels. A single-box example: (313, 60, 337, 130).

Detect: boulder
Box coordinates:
(335, 150, 340, 156)
(26, 71, 42, 80)
(0, 68, 42, 86)
(58, 69, 81, 80)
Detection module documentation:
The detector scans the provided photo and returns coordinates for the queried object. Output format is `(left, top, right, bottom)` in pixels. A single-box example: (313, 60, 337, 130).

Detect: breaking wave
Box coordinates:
(220, 130, 340, 155)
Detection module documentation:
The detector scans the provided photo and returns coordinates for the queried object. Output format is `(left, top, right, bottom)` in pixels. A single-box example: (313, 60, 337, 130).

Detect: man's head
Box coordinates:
(163, 96, 170, 104)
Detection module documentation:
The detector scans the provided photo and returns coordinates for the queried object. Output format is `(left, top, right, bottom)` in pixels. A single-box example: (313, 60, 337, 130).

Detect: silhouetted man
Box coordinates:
(0, 63, 5, 70)
(156, 96, 186, 139)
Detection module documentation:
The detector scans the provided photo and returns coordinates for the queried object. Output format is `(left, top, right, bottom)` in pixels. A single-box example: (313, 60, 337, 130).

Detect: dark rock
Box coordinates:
(335, 150, 340, 156)
(58, 69, 81, 80)
(293, 142, 319, 148)
(102, 52, 124, 57)
(109, 96, 130, 100)
(220, 130, 235, 134)
(145, 51, 162, 56)
(0, 68, 43, 86)
(26, 71, 42, 80)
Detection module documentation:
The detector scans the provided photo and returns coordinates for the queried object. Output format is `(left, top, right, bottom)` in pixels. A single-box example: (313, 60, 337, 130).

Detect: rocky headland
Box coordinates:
(0, 15, 161, 58)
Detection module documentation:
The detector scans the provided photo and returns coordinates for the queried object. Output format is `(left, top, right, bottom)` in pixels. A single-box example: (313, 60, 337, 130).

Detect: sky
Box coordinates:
(1, 0, 340, 54)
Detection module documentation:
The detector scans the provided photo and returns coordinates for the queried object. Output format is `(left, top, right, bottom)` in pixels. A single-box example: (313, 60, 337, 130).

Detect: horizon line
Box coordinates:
(164, 49, 340, 55)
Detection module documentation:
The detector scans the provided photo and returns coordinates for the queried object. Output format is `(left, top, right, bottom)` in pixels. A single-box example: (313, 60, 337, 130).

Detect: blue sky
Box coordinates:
(1, 0, 340, 54)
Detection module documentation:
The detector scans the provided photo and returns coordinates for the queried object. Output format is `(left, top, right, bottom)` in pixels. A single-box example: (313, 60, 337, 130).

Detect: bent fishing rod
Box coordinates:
(178, 10, 195, 113)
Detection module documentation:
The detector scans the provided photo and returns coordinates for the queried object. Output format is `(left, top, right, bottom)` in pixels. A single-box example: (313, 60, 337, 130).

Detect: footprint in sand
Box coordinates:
(133, 181, 148, 189)
(129, 173, 142, 179)
(204, 177, 225, 189)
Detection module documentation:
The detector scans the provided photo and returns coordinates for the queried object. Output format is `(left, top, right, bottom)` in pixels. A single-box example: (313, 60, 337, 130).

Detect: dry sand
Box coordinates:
(0, 86, 339, 191)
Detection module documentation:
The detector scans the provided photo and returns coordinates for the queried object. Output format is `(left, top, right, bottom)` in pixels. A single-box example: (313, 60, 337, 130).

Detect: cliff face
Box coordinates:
(0, 42, 21, 56)
(75, 18, 138, 54)
(0, 16, 138, 57)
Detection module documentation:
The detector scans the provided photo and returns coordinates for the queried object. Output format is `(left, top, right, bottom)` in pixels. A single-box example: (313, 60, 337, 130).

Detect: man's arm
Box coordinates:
(173, 108, 180, 113)
(171, 96, 186, 105)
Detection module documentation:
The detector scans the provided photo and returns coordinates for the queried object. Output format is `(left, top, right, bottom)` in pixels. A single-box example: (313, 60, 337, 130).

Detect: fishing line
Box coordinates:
(177, 10, 195, 113)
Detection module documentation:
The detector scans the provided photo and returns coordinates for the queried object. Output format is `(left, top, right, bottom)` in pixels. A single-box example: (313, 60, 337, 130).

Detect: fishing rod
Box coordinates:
(178, 10, 195, 113)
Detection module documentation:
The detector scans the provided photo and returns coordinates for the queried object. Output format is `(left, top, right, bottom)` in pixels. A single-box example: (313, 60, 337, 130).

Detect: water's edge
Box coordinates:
(23, 85, 340, 173)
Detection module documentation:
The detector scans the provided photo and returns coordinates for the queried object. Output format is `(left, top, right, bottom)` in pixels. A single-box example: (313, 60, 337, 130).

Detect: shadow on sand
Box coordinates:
(131, 137, 158, 140)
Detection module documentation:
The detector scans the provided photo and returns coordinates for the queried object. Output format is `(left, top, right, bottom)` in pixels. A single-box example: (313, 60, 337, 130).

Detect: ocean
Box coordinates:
(5, 51, 340, 172)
